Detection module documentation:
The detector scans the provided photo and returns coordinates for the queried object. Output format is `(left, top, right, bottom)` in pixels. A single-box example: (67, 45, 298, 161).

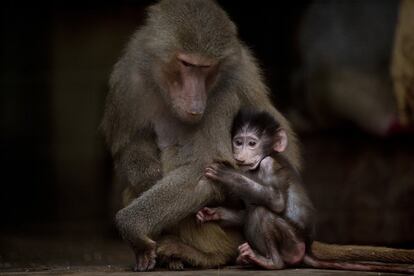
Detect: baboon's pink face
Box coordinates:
(162, 53, 218, 124)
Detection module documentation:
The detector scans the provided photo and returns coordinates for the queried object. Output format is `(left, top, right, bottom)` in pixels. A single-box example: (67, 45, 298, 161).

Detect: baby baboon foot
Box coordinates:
(236, 243, 257, 265)
(283, 242, 305, 265)
(237, 242, 284, 270)
(133, 247, 156, 271)
(196, 207, 219, 223)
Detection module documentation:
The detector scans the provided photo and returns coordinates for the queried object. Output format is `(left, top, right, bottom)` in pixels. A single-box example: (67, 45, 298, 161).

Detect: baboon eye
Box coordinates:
(180, 60, 194, 67)
(249, 141, 256, 147)
(180, 59, 211, 69)
(234, 140, 242, 146)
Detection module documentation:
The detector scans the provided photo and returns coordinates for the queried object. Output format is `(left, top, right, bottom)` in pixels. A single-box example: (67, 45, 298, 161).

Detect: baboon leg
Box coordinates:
(157, 233, 237, 269)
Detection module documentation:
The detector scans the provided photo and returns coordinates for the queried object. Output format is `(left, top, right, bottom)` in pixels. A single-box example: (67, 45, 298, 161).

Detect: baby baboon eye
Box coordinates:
(235, 140, 242, 146)
(248, 141, 257, 147)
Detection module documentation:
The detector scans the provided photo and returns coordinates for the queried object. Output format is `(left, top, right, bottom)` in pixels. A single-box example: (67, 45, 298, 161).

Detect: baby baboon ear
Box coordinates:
(273, 128, 288, 153)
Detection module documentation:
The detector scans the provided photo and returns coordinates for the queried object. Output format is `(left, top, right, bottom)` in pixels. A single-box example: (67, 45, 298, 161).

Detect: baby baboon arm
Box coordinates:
(197, 207, 245, 227)
(205, 164, 284, 213)
(218, 207, 246, 227)
(272, 190, 286, 213)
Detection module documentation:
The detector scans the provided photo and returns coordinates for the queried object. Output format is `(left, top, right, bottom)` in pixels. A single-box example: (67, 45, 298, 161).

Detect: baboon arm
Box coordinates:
(116, 130, 162, 202)
(116, 164, 217, 245)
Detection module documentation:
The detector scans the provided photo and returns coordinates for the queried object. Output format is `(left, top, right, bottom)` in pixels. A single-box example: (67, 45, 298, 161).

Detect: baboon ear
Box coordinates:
(273, 129, 288, 152)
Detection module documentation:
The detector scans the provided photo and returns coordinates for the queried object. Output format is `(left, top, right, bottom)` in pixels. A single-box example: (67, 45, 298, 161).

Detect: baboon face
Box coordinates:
(145, 0, 238, 124)
(232, 128, 265, 171)
(160, 52, 219, 124)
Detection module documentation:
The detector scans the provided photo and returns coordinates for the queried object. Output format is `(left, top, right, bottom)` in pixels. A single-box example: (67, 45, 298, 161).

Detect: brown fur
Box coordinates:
(158, 218, 243, 268)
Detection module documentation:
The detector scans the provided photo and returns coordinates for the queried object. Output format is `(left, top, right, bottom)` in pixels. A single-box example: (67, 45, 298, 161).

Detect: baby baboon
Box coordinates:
(197, 109, 413, 274)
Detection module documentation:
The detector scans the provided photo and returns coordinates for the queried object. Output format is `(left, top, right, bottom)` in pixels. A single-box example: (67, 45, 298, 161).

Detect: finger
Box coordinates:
(241, 251, 251, 257)
(240, 246, 250, 254)
(146, 251, 155, 271)
(205, 172, 218, 180)
(240, 249, 248, 255)
(143, 254, 149, 271)
(205, 168, 218, 175)
(148, 256, 156, 270)
(239, 243, 249, 251)
(205, 208, 214, 214)
(196, 214, 204, 222)
(136, 256, 144, 271)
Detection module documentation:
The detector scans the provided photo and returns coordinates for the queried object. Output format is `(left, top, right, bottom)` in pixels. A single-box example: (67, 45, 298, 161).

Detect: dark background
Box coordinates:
(1, 0, 413, 269)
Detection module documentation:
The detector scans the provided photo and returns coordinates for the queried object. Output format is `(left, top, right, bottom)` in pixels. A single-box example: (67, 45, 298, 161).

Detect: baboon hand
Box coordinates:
(133, 239, 157, 272)
(196, 207, 221, 223)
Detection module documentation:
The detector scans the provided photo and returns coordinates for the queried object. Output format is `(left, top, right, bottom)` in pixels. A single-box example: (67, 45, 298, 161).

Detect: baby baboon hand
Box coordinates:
(205, 162, 233, 183)
(196, 207, 221, 223)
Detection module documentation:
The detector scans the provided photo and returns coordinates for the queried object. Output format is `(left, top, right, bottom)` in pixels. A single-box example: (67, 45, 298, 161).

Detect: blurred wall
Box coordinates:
(1, 5, 55, 224)
(0, 3, 152, 228)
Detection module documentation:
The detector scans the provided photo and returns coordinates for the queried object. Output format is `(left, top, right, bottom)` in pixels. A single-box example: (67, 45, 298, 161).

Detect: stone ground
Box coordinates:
(0, 266, 406, 276)
(1, 232, 412, 276)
